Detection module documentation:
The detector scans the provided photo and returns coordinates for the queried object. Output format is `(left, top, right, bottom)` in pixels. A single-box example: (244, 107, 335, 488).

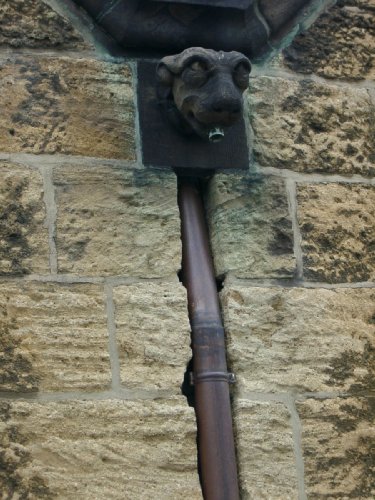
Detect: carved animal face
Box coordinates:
(156, 47, 251, 141)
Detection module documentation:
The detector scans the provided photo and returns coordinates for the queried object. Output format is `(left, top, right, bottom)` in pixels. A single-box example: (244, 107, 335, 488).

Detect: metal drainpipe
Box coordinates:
(178, 175, 240, 500)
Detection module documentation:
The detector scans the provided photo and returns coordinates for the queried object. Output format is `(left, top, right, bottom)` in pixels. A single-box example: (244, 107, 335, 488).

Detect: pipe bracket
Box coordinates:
(190, 371, 236, 386)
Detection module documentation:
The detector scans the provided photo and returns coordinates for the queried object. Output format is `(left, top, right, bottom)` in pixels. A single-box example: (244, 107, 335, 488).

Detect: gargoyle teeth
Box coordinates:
(208, 127, 225, 143)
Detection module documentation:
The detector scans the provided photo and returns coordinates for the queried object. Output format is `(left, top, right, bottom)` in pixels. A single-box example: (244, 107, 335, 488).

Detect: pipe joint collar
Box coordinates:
(190, 371, 236, 385)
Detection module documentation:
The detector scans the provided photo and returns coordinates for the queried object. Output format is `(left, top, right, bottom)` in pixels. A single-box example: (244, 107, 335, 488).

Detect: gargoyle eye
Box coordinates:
(182, 59, 209, 87)
(190, 60, 208, 72)
(233, 61, 251, 90)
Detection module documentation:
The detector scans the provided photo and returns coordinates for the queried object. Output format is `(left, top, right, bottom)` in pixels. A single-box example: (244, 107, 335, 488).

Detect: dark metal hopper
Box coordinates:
(73, 0, 334, 60)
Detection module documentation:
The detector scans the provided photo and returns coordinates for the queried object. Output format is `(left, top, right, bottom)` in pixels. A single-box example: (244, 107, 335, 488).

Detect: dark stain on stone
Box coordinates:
(300, 185, 375, 283)
(368, 107, 375, 167)
(269, 294, 284, 312)
(280, 94, 300, 114)
(303, 242, 373, 284)
(276, 78, 375, 176)
(66, 238, 90, 262)
(0, 302, 40, 392)
(268, 216, 294, 256)
(324, 342, 375, 394)
(283, 2, 375, 81)
(301, 397, 375, 498)
(0, 0, 86, 49)
(50, 73, 66, 94)
(0, 402, 53, 498)
(0, 175, 40, 275)
(10, 60, 69, 153)
(345, 143, 358, 156)
(232, 176, 293, 257)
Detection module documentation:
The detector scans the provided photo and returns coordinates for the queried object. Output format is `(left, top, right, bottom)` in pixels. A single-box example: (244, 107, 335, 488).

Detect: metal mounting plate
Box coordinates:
(137, 61, 249, 174)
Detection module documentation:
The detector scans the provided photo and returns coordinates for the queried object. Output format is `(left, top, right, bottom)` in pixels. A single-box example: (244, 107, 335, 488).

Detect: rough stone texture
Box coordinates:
(221, 286, 375, 394)
(234, 399, 298, 499)
(298, 183, 375, 283)
(0, 57, 135, 159)
(0, 162, 49, 275)
(207, 174, 295, 279)
(0, 398, 202, 499)
(284, 0, 375, 81)
(298, 397, 375, 499)
(0, 281, 110, 392)
(0, 0, 90, 49)
(54, 165, 180, 277)
(248, 77, 375, 177)
(114, 282, 190, 392)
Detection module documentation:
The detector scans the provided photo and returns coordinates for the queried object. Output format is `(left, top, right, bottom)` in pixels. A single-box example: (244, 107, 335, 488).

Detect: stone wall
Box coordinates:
(0, 1, 374, 499)
(0, 2, 200, 498)
(216, 2, 375, 497)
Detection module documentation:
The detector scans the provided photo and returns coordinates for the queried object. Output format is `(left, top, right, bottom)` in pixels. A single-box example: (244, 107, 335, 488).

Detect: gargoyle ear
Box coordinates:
(156, 62, 174, 86)
(156, 61, 176, 100)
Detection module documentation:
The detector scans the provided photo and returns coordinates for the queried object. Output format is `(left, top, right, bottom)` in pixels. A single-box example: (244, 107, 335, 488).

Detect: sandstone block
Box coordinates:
(298, 397, 375, 499)
(0, 398, 202, 499)
(284, 0, 375, 81)
(0, 162, 49, 275)
(207, 174, 295, 279)
(248, 77, 375, 176)
(234, 399, 298, 499)
(54, 165, 180, 277)
(221, 286, 375, 394)
(0, 0, 89, 49)
(298, 183, 375, 283)
(0, 281, 110, 392)
(0, 57, 135, 159)
(114, 282, 191, 392)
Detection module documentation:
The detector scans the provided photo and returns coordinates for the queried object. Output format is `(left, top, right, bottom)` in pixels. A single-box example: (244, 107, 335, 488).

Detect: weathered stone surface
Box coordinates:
(298, 183, 375, 283)
(298, 397, 375, 499)
(207, 174, 295, 279)
(0, 57, 135, 159)
(0, 162, 49, 275)
(0, 398, 202, 499)
(234, 399, 298, 499)
(0, 0, 89, 49)
(55, 165, 180, 277)
(222, 286, 375, 394)
(248, 77, 375, 176)
(114, 282, 191, 392)
(0, 281, 110, 392)
(284, 0, 375, 81)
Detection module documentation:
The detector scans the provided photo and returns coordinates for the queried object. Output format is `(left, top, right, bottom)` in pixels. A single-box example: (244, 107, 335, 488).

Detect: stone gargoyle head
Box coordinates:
(156, 47, 251, 142)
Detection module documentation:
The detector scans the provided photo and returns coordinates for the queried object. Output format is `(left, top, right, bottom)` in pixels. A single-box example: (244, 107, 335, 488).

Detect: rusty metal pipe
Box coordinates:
(178, 176, 239, 500)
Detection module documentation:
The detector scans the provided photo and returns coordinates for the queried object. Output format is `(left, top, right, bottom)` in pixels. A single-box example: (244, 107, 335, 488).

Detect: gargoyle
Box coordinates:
(156, 47, 251, 142)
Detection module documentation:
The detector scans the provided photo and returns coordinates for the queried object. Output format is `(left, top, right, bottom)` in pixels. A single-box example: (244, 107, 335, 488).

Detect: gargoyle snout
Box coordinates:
(204, 76, 243, 122)
(202, 92, 242, 128)
(211, 96, 242, 115)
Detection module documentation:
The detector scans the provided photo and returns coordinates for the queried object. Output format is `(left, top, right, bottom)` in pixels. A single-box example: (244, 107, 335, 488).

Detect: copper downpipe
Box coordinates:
(178, 176, 240, 500)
